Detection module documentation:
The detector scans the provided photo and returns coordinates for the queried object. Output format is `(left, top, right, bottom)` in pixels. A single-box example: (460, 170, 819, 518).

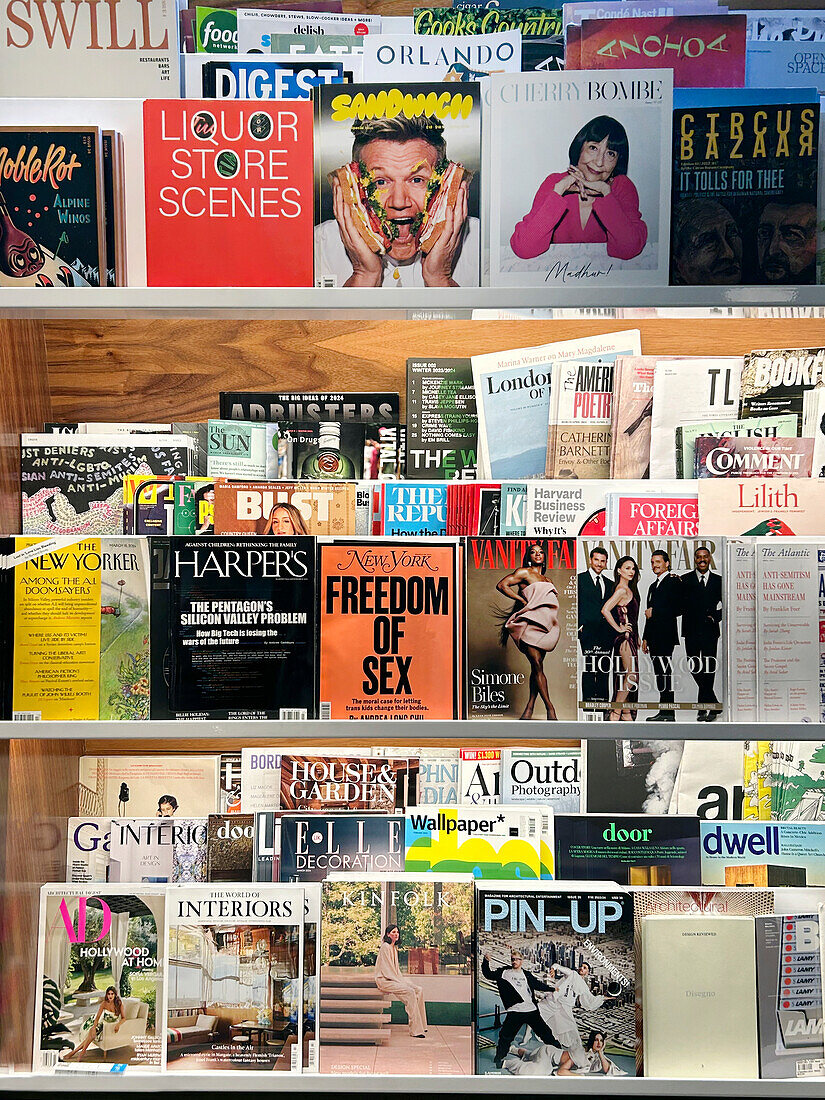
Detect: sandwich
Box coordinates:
(328, 158, 471, 256)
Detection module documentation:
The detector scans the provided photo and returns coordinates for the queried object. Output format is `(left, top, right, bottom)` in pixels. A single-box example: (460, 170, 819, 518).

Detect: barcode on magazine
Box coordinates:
(319, 702, 331, 720)
(290, 1043, 298, 1071)
(796, 1059, 825, 1077)
(13, 711, 40, 721)
(279, 708, 307, 721)
(40, 1051, 59, 1069)
(319, 277, 337, 288)
(581, 711, 602, 722)
(522, 816, 538, 838)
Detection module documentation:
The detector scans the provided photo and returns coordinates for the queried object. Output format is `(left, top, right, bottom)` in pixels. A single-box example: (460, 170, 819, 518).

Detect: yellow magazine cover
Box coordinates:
(404, 806, 546, 880)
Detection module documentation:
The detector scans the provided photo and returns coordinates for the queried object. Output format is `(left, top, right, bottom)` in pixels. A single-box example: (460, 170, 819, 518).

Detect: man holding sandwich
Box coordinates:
(316, 115, 479, 288)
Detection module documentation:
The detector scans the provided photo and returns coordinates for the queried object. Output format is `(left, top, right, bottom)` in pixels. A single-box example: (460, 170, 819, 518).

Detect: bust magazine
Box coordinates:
(487, 70, 672, 287)
(34, 884, 166, 1074)
(313, 82, 482, 288)
(475, 883, 635, 1077)
(320, 873, 473, 1075)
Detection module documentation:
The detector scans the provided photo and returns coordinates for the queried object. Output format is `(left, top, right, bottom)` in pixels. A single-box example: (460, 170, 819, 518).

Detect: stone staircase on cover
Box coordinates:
(320, 973, 392, 1045)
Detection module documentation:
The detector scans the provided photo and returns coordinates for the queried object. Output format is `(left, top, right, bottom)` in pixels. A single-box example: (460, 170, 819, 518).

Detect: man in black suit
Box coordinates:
(577, 547, 615, 715)
(482, 948, 559, 1068)
(641, 549, 682, 722)
(680, 545, 723, 722)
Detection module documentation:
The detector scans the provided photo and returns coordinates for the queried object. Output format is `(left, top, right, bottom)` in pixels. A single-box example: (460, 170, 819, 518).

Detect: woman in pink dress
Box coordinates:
(496, 543, 561, 720)
(510, 115, 647, 263)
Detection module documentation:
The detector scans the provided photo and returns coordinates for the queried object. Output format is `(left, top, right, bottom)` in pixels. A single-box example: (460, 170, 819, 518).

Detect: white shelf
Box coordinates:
(2, 1073, 823, 1094)
(1, 719, 823, 741)
(1, 284, 825, 318)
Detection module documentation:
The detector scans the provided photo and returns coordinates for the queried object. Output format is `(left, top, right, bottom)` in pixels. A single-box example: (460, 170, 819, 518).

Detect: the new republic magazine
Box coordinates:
(575, 537, 725, 722)
(475, 883, 635, 1076)
(486, 71, 673, 288)
(34, 884, 166, 1074)
(313, 82, 482, 288)
(164, 884, 304, 1072)
(319, 874, 473, 1075)
(317, 539, 464, 719)
(465, 538, 578, 721)
(2, 537, 151, 721)
(0, 127, 106, 287)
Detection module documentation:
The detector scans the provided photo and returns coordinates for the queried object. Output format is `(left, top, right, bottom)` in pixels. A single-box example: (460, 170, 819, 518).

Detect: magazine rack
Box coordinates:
(2, 195, 825, 1090)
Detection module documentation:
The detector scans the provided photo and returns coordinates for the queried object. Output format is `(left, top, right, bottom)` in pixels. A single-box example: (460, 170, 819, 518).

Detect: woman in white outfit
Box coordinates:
(536, 962, 606, 1070)
(374, 924, 428, 1038)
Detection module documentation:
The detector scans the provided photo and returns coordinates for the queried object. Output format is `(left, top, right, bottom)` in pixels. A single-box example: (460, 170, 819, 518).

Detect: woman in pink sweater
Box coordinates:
(510, 115, 647, 263)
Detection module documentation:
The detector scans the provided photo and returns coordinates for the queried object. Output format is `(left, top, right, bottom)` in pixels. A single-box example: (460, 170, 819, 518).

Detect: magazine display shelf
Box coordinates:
(2, 283, 825, 319)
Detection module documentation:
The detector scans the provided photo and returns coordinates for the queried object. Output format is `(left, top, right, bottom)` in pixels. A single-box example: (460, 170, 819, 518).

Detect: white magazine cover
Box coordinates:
(360, 31, 521, 82)
(487, 70, 673, 287)
(755, 541, 823, 724)
(0, 0, 178, 97)
(725, 539, 758, 723)
(34, 884, 166, 1073)
(649, 357, 744, 479)
(473, 330, 641, 479)
(164, 884, 304, 1072)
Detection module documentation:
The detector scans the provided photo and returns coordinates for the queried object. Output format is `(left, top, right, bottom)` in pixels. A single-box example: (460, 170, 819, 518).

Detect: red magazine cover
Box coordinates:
(143, 101, 314, 286)
(574, 14, 746, 88)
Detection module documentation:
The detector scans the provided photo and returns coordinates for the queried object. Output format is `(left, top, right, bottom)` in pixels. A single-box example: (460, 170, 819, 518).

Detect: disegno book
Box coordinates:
(320, 874, 473, 1075)
(465, 537, 578, 721)
(575, 536, 726, 722)
(670, 93, 819, 287)
(486, 71, 672, 288)
(0, 127, 106, 288)
(755, 912, 823, 1078)
(313, 82, 482, 288)
(317, 538, 464, 719)
(404, 805, 545, 880)
(475, 882, 635, 1077)
(165, 884, 304, 1072)
(143, 100, 314, 287)
(280, 813, 406, 881)
(33, 884, 166, 1074)
(3, 537, 151, 721)
(77, 755, 219, 819)
(1, 0, 178, 97)
(20, 434, 193, 535)
(164, 536, 317, 720)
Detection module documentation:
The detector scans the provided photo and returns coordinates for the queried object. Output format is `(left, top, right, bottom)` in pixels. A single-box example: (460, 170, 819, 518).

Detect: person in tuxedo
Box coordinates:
(641, 549, 682, 722)
(680, 545, 723, 721)
(577, 547, 615, 715)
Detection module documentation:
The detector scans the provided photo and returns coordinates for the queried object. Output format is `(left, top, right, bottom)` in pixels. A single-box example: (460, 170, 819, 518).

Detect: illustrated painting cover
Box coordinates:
(405, 805, 545, 880)
(576, 536, 725, 721)
(671, 99, 819, 286)
(279, 755, 417, 812)
(7, 537, 151, 721)
(206, 814, 255, 882)
(575, 14, 747, 87)
(213, 480, 355, 535)
(280, 814, 406, 881)
(700, 822, 825, 886)
(755, 912, 823, 1079)
(20, 434, 192, 535)
(313, 82, 482, 288)
(0, 128, 105, 288)
(220, 391, 400, 424)
(167, 536, 316, 719)
(319, 874, 473, 1074)
(487, 71, 672, 288)
(555, 813, 702, 885)
(33, 884, 165, 1073)
(77, 755, 219, 819)
(143, 100, 314, 286)
(318, 538, 463, 719)
(475, 883, 635, 1076)
(465, 537, 578, 721)
(165, 884, 304, 1072)
(1, 0, 178, 97)
(406, 358, 477, 480)
(108, 818, 208, 884)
